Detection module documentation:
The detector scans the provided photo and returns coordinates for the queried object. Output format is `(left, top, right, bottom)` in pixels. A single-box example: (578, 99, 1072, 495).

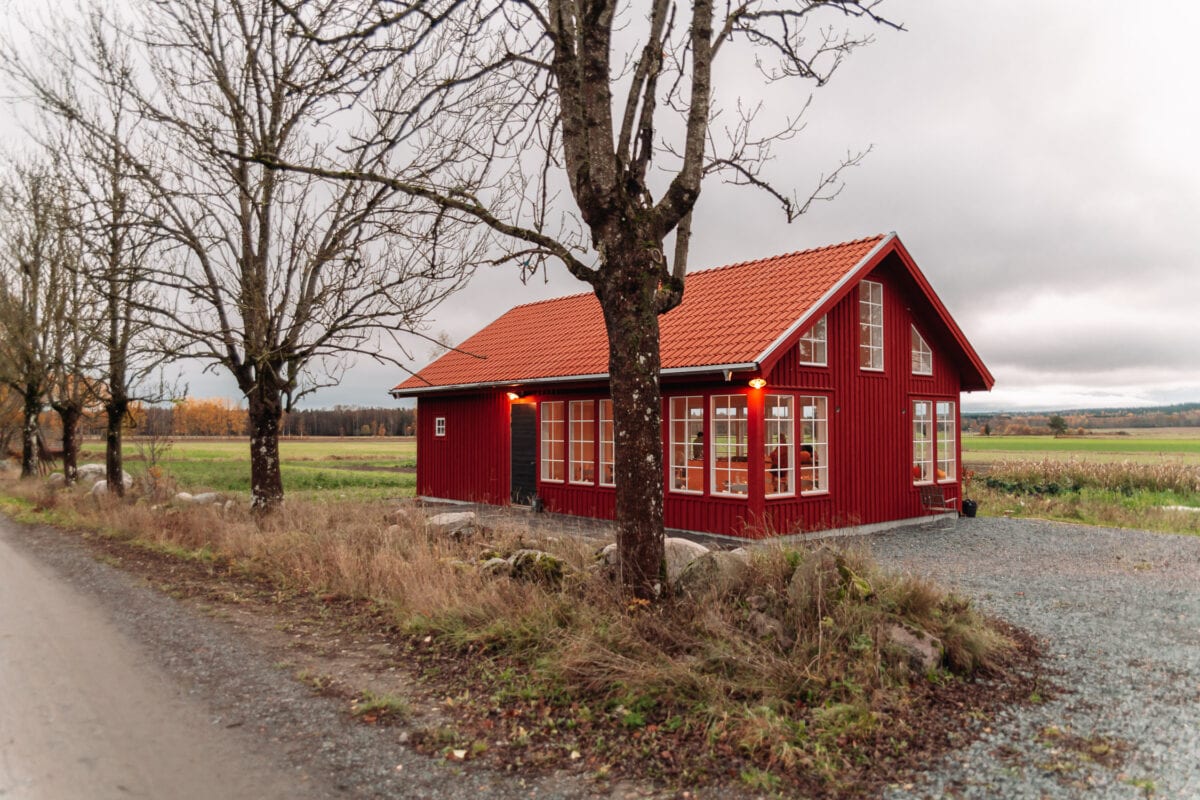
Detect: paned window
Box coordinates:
(599, 399, 615, 487)
(434, 417, 446, 437)
(912, 400, 933, 484)
(569, 400, 595, 484)
(764, 395, 795, 496)
(711, 394, 748, 496)
(798, 396, 829, 493)
(798, 315, 828, 366)
(911, 325, 932, 375)
(540, 401, 564, 482)
(859, 280, 884, 371)
(669, 396, 705, 493)
(936, 401, 957, 482)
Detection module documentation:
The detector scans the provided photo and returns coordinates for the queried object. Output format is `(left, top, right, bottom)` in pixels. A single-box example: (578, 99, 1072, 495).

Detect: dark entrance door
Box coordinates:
(510, 403, 537, 505)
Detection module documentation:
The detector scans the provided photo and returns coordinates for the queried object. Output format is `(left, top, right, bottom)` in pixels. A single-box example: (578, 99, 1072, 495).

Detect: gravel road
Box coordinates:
(868, 516, 1200, 800)
(3, 510, 1198, 799)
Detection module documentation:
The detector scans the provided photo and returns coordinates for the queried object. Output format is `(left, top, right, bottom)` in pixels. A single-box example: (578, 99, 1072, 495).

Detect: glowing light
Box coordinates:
(748, 378, 767, 389)
(506, 391, 521, 401)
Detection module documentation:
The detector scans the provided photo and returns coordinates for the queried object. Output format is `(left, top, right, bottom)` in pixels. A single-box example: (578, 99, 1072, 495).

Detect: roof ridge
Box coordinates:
(687, 233, 888, 276)
(495, 234, 888, 313)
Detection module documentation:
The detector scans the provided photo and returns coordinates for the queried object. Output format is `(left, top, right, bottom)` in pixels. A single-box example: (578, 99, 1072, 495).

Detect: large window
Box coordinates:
(764, 395, 794, 496)
(669, 396, 705, 493)
(859, 280, 884, 371)
(911, 325, 932, 375)
(540, 401, 564, 482)
(912, 400, 933, 484)
(936, 401, 956, 482)
(798, 315, 827, 366)
(711, 394, 748, 496)
(569, 400, 595, 484)
(798, 396, 829, 493)
(599, 399, 614, 487)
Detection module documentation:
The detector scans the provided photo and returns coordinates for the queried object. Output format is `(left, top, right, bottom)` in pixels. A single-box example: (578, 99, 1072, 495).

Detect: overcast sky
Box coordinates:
(8, 1, 1199, 413)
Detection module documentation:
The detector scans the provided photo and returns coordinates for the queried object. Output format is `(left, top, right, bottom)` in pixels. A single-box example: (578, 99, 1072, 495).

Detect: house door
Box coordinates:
(510, 403, 537, 505)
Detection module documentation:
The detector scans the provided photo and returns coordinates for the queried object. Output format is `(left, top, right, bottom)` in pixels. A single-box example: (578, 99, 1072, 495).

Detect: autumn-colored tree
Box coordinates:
(171, 397, 247, 437)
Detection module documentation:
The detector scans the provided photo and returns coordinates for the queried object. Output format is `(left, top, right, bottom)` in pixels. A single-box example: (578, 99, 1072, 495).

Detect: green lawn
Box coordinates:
(77, 437, 417, 501)
(962, 432, 1200, 466)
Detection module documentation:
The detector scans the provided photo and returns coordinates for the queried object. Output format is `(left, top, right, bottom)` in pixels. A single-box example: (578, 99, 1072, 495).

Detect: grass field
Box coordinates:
(962, 429, 1200, 534)
(962, 429, 1200, 466)
(75, 437, 418, 501)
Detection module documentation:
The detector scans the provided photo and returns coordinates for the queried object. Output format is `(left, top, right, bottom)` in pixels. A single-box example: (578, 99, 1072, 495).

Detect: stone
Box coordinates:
(663, 537, 710, 583)
(786, 547, 841, 613)
(76, 463, 106, 480)
(675, 550, 750, 596)
(508, 549, 567, 585)
(190, 492, 220, 505)
(175, 492, 194, 503)
(886, 624, 943, 674)
(46, 472, 66, 488)
(480, 557, 513, 578)
(426, 511, 480, 540)
(596, 542, 619, 566)
(91, 480, 110, 497)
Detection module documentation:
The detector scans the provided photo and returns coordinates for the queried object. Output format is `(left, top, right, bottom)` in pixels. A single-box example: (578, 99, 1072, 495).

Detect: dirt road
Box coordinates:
(0, 519, 329, 800)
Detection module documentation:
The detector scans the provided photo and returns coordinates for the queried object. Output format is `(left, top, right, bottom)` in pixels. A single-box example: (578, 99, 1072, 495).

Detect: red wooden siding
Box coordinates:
(416, 391, 510, 505)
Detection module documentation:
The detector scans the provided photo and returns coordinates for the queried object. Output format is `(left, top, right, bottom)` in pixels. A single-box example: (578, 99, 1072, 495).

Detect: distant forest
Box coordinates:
(42, 399, 418, 439)
(964, 402, 1200, 435)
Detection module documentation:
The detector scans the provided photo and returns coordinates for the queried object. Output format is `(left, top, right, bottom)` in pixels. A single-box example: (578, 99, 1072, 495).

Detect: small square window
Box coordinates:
(434, 417, 446, 437)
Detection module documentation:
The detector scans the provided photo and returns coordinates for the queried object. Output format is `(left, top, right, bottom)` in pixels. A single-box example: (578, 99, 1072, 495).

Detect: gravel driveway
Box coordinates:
(868, 516, 1200, 800)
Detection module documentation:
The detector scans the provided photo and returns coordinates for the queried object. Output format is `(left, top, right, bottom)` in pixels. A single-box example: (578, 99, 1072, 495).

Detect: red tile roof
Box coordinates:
(393, 235, 893, 393)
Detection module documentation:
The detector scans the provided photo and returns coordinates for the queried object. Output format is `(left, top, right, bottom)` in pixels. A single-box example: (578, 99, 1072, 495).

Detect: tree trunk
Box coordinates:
(56, 404, 82, 486)
(597, 262, 666, 599)
(20, 387, 41, 479)
(247, 389, 284, 512)
(105, 396, 128, 498)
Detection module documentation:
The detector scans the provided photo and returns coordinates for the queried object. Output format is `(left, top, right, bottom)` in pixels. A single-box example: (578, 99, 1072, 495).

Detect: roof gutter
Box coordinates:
(389, 362, 761, 398)
(751, 232, 896, 365)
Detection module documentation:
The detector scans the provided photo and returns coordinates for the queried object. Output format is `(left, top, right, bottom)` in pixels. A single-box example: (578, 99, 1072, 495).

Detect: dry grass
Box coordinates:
(5, 475, 1017, 793)
(972, 459, 1200, 534)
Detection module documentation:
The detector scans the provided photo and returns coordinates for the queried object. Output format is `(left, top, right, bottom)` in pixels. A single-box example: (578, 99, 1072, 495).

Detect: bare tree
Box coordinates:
(5, 0, 481, 509)
(269, 0, 897, 596)
(0, 161, 77, 478)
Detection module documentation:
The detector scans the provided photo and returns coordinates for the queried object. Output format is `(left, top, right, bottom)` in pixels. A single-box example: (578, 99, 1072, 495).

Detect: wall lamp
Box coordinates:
(748, 378, 767, 389)
(506, 390, 523, 401)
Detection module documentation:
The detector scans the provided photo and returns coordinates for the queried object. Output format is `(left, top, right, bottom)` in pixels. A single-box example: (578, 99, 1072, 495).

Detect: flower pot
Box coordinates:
(961, 498, 978, 518)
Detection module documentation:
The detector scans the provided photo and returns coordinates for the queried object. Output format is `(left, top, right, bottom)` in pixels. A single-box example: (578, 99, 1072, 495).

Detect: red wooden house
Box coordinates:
(391, 233, 993, 539)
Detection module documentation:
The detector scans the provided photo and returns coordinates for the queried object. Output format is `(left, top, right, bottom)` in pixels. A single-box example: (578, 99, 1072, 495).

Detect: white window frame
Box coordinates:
(710, 394, 749, 497)
(798, 395, 829, 495)
(539, 401, 564, 483)
(434, 417, 446, 437)
(798, 315, 828, 366)
(568, 400, 595, 485)
(936, 401, 957, 483)
(764, 395, 795, 498)
(911, 325, 933, 376)
(599, 399, 615, 487)
(912, 400, 933, 484)
(669, 396, 705, 494)
(859, 280, 884, 371)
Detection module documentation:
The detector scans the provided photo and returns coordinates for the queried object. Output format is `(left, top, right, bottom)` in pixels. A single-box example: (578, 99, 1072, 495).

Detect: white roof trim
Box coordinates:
(751, 232, 896, 365)
(389, 362, 760, 397)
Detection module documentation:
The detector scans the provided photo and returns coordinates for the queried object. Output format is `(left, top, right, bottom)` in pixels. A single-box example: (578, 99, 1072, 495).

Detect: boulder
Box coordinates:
(480, 557, 513, 578)
(675, 550, 750, 596)
(190, 492, 221, 505)
(76, 463, 106, 481)
(175, 492, 194, 503)
(91, 480, 110, 497)
(663, 537, 710, 583)
(886, 624, 943, 674)
(596, 542, 619, 566)
(46, 472, 66, 488)
(746, 610, 793, 649)
(786, 547, 842, 613)
(508, 549, 567, 585)
(427, 511, 479, 540)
